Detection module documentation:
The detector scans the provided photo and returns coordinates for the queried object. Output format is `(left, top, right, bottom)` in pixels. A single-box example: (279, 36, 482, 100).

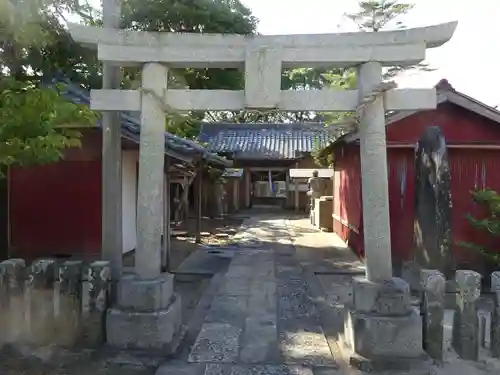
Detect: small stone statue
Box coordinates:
(215, 179, 227, 216)
(307, 170, 326, 211)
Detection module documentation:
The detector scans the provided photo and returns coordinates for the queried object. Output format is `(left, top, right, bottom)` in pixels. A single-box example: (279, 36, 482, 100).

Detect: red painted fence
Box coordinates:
(334, 145, 500, 268)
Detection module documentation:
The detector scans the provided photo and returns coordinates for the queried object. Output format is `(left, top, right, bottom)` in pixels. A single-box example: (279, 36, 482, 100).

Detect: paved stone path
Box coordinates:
(158, 215, 340, 375)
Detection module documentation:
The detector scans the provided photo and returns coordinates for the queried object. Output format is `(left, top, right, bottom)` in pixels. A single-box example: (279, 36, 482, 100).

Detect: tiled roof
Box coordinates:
(198, 123, 336, 160)
(49, 75, 230, 167)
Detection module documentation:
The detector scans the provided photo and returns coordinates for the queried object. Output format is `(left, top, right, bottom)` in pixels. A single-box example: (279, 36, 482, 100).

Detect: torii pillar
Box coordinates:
(106, 63, 183, 351)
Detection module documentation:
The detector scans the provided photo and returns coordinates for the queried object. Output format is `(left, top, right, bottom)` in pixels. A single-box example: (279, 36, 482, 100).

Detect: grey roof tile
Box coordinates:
(199, 123, 335, 159)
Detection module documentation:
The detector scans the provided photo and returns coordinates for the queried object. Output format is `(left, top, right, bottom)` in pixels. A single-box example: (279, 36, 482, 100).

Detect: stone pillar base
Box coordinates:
(106, 273, 183, 353)
(340, 276, 430, 371)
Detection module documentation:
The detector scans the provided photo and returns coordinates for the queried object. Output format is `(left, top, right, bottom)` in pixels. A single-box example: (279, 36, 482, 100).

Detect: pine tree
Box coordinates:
(345, 0, 433, 78)
(345, 0, 415, 32)
(458, 189, 500, 266)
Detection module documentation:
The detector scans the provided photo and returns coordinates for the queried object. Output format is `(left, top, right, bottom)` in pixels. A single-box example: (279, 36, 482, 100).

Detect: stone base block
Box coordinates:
(106, 294, 182, 351)
(352, 276, 411, 316)
(117, 273, 174, 312)
(343, 307, 424, 359)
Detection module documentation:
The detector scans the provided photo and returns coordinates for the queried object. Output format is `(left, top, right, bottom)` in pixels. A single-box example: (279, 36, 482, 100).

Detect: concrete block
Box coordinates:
(352, 276, 411, 316)
(344, 307, 424, 358)
(107, 294, 182, 350)
(117, 272, 174, 312)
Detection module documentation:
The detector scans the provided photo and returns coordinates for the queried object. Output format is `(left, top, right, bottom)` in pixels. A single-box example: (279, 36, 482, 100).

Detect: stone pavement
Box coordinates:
(157, 213, 500, 375)
(157, 214, 341, 375)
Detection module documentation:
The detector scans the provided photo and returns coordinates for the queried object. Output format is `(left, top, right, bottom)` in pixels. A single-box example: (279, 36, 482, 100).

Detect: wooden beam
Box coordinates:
(90, 87, 437, 112)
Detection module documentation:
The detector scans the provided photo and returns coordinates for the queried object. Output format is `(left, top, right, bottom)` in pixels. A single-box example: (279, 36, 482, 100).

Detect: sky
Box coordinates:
(238, 0, 500, 107)
(89, 0, 499, 107)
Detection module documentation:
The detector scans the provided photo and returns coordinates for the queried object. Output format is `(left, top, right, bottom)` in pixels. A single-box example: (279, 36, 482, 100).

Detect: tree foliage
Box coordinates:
(344, 0, 433, 78)
(457, 189, 500, 266)
(0, 0, 98, 172)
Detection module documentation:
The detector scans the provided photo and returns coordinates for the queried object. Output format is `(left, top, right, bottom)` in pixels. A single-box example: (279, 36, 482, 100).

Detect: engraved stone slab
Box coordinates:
(189, 323, 242, 363)
(413, 126, 453, 279)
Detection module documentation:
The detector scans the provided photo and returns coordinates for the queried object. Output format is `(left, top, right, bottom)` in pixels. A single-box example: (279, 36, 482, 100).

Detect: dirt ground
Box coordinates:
(123, 216, 243, 270)
(0, 216, 242, 375)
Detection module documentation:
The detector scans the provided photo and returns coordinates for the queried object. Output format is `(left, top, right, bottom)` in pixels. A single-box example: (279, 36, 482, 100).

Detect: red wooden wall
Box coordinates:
(9, 129, 102, 259)
(332, 101, 500, 269)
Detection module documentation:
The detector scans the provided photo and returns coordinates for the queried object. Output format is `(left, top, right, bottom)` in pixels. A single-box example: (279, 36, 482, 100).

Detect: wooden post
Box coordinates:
(233, 179, 238, 212)
(235, 179, 240, 211)
(195, 168, 202, 244)
(285, 169, 290, 209)
(245, 170, 251, 208)
(294, 178, 299, 212)
(174, 183, 180, 222)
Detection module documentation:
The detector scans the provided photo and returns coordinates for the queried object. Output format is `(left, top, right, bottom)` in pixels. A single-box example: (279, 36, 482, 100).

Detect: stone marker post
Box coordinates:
(27, 259, 57, 345)
(81, 260, 111, 346)
(57, 260, 84, 346)
(0, 259, 25, 343)
(101, 0, 123, 289)
(420, 269, 445, 361)
(452, 270, 481, 361)
(135, 62, 167, 279)
(343, 63, 425, 368)
(106, 62, 182, 351)
(491, 271, 500, 358)
(358, 62, 392, 282)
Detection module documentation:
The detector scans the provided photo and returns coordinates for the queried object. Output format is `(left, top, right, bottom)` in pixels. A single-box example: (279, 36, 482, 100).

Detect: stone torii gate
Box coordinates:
(69, 20, 457, 360)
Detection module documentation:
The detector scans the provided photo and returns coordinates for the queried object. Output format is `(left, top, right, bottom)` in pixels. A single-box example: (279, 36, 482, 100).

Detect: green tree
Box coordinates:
(345, 0, 433, 78)
(0, 0, 98, 173)
(458, 189, 500, 266)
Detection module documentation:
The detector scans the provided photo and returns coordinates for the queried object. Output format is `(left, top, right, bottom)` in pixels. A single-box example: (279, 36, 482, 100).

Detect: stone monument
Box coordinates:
(68, 18, 457, 364)
(413, 126, 453, 279)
